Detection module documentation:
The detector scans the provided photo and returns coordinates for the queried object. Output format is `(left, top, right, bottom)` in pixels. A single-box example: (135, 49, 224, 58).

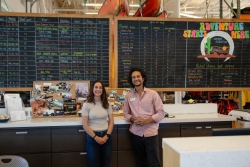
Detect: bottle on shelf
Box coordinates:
(163, 93, 166, 102)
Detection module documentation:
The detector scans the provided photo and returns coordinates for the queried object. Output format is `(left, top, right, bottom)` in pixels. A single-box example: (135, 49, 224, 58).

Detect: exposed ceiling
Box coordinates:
(52, 0, 250, 18)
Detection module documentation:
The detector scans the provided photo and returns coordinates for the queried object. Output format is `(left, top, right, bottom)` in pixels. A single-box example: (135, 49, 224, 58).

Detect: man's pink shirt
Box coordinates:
(123, 87, 165, 137)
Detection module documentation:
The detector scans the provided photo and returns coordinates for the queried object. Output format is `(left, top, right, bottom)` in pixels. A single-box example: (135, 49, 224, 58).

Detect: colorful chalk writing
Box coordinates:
(0, 15, 110, 88)
(117, 19, 250, 88)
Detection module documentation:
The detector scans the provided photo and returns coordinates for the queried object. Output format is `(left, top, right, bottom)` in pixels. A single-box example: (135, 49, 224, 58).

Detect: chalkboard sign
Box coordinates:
(116, 18, 250, 88)
(0, 13, 111, 89)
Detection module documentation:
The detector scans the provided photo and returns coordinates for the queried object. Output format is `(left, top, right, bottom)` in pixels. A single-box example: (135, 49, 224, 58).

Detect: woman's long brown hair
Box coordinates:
(86, 80, 109, 109)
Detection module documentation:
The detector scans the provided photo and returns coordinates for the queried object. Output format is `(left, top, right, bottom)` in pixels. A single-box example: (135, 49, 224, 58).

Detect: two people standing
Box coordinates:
(82, 67, 165, 167)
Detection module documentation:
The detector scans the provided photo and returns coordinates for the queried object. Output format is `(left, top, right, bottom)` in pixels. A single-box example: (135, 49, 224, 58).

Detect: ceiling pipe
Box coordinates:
(181, 0, 194, 11)
(205, 0, 208, 18)
(237, 0, 240, 19)
(220, 0, 222, 18)
(72, 0, 78, 14)
(160, 0, 163, 12)
(26, 0, 28, 13)
(172, 0, 180, 18)
(54, 8, 85, 11)
(30, 0, 39, 13)
(223, 0, 237, 18)
(182, 11, 231, 14)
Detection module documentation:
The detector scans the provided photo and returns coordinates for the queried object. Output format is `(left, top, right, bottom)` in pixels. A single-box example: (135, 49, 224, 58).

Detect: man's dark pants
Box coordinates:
(131, 133, 161, 167)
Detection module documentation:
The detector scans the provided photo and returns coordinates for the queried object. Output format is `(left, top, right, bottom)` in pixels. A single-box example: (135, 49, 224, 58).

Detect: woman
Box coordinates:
(82, 80, 114, 167)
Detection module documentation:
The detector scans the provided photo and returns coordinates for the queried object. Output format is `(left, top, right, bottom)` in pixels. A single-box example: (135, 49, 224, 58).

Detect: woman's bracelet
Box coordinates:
(93, 134, 97, 139)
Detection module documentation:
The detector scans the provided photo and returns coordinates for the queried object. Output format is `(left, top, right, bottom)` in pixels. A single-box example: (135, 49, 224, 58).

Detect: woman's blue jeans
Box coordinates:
(86, 130, 112, 167)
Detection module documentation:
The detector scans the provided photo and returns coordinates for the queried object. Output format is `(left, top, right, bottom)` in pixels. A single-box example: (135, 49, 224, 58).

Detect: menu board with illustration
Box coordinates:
(0, 13, 111, 89)
(116, 18, 250, 88)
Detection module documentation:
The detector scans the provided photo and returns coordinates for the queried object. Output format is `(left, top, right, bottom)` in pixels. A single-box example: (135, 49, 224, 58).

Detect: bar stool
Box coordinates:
(0, 155, 29, 167)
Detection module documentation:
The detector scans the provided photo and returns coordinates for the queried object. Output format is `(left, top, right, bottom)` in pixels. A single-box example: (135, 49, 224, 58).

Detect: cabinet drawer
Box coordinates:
(52, 152, 88, 167)
(181, 122, 232, 129)
(158, 123, 180, 148)
(181, 122, 232, 137)
(118, 150, 137, 167)
(52, 126, 86, 152)
(117, 124, 181, 150)
(52, 126, 118, 152)
(21, 153, 51, 167)
(52, 151, 117, 167)
(0, 128, 51, 154)
(181, 126, 211, 137)
(117, 124, 132, 150)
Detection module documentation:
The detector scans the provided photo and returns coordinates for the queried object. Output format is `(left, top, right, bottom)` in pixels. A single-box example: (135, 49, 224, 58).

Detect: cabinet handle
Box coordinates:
(196, 127, 202, 129)
(16, 132, 28, 134)
(205, 126, 212, 129)
(80, 152, 87, 155)
(79, 130, 85, 132)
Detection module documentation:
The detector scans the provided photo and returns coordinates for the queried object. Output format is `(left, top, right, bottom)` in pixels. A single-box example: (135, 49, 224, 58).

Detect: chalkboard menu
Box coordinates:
(116, 18, 250, 88)
(0, 13, 111, 88)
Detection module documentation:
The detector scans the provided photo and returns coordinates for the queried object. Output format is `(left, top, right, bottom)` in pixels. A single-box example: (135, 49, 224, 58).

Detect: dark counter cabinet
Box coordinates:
(51, 126, 87, 167)
(51, 151, 117, 167)
(181, 121, 232, 137)
(0, 121, 232, 167)
(51, 125, 117, 167)
(0, 127, 51, 167)
(22, 153, 51, 167)
(117, 123, 181, 167)
(117, 124, 136, 167)
(158, 123, 181, 148)
(51, 127, 87, 152)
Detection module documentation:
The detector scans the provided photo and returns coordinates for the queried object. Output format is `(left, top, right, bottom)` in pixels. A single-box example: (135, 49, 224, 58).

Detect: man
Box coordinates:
(123, 67, 165, 167)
